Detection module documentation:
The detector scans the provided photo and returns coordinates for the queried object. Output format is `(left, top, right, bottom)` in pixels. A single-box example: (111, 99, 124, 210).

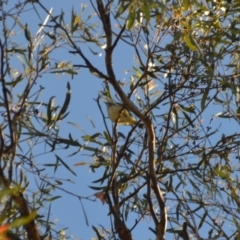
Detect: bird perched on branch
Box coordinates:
(105, 102, 143, 128)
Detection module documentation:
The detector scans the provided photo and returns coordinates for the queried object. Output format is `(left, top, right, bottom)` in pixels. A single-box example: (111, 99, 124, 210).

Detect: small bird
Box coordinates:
(105, 102, 143, 127)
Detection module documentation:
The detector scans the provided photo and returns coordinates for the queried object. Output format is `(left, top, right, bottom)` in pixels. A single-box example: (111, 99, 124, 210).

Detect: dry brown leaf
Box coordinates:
(73, 162, 89, 166)
(94, 192, 107, 204)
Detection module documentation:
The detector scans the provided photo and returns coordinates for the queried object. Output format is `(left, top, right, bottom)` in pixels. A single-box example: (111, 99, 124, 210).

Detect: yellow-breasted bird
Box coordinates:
(105, 102, 143, 128)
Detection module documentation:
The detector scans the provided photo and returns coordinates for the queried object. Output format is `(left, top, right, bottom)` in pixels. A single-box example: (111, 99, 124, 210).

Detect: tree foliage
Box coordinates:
(2, 0, 240, 239)
(0, 1, 79, 239)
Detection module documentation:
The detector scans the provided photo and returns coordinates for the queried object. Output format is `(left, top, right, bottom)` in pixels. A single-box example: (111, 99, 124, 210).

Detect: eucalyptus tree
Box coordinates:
(2, 0, 240, 240)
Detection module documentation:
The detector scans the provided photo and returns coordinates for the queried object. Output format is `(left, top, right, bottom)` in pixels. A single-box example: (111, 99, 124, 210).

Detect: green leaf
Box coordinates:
(215, 112, 232, 118)
(140, 2, 150, 23)
(214, 166, 229, 178)
(92, 171, 110, 184)
(232, 216, 239, 228)
(47, 96, 55, 126)
(55, 137, 82, 147)
(46, 32, 56, 41)
(39, 54, 49, 71)
(125, 203, 130, 221)
(89, 185, 106, 191)
(49, 70, 78, 75)
(182, 112, 194, 127)
(59, 11, 65, 25)
(179, 104, 195, 113)
(115, 2, 129, 18)
(201, 88, 209, 111)
(92, 226, 105, 240)
(182, 0, 190, 10)
(103, 131, 112, 144)
(184, 34, 198, 51)
(208, 228, 213, 239)
(88, 46, 99, 55)
(176, 203, 180, 222)
(11, 211, 37, 228)
(118, 131, 126, 139)
(57, 82, 71, 121)
(89, 68, 106, 79)
(82, 146, 103, 152)
(24, 23, 31, 42)
(82, 133, 103, 145)
(86, 115, 96, 128)
(82, 133, 102, 141)
(173, 31, 182, 42)
(5, 74, 23, 87)
(7, 48, 26, 54)
(71, 8, 80, 34)
(175, 181, 182, 191)
(171, 108, 178, 128)
(198, 211, 207, 230)
(126, 6, 136, 29)
(55, 155, 76, 176)
(43, 163, 61, 167)
(46, 196, 62, 202)
(235, 86, 240, 105)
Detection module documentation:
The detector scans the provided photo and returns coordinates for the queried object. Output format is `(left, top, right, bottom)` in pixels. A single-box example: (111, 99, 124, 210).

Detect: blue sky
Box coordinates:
(4, 1, 240, 239)
(7, 1, 146, 239)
